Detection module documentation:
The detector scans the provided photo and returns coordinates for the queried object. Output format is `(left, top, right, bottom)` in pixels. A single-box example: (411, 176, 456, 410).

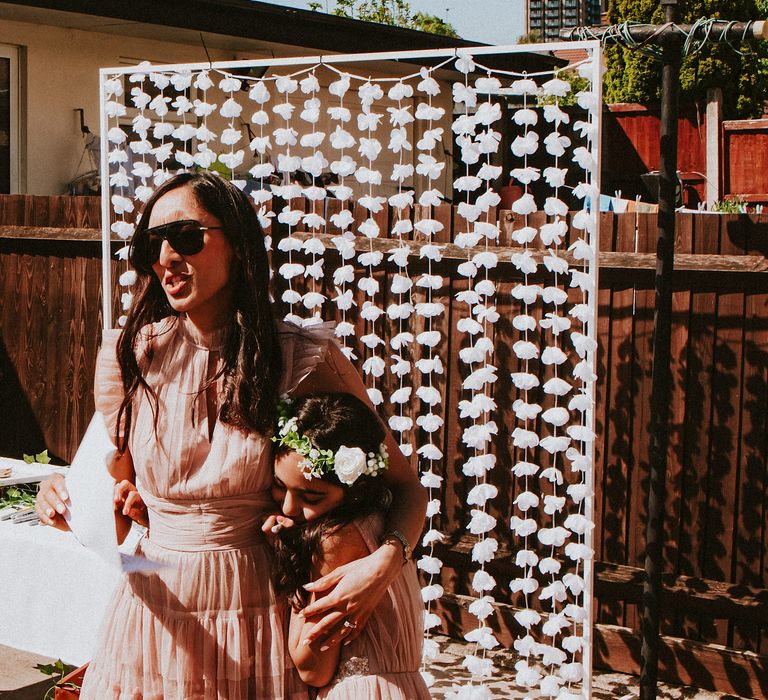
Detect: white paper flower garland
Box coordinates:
(100, 46, 602, 699)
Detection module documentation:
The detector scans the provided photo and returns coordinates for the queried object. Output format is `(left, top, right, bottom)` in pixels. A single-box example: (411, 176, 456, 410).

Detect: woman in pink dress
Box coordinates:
(35, 171, 427, 699)
(263, 392, 430, 700)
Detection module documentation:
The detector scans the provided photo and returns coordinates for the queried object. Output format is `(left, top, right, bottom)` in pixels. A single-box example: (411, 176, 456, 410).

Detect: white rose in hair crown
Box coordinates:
(272, 398, 388, 485)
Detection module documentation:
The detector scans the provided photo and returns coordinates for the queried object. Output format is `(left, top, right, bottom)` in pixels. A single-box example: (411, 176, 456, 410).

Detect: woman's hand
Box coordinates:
(114, 480, 148, 528)
(35, 473, 70, 530)
(260, 513, 295, 547)
(299, 544, 402, 647)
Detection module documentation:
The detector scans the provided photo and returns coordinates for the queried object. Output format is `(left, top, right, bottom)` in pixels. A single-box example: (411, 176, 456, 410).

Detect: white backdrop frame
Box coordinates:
(98, 41, 603, 699)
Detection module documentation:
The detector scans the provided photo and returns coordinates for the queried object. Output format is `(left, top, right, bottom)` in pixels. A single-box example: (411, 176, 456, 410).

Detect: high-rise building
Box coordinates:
(527, 0, 603, 42)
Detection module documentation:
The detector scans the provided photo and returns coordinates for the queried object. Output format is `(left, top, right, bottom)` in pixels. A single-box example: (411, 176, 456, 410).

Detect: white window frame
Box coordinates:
(0, 43, 20, 193)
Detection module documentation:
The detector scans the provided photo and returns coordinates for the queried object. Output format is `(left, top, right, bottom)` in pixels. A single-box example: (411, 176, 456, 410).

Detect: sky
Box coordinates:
(258, 0, 527, 45)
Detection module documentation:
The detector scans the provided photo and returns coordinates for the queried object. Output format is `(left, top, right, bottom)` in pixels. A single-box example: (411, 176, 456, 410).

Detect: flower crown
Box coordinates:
(273, 398, 388, 485)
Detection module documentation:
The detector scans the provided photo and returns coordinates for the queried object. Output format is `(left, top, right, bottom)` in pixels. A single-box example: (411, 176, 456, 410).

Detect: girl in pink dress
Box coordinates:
(263, 392, 431, 700)
(35, 172, 427, 699)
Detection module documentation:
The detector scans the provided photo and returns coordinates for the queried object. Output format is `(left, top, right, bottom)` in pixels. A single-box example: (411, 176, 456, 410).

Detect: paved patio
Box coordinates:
(0, 638, 751, 699)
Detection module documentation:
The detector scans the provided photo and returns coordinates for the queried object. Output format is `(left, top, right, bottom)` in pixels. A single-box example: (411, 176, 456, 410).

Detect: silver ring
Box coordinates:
(343, 619, 357, 630)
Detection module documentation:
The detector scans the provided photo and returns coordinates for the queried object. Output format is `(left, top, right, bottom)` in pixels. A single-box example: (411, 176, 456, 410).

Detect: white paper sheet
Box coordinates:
(63, 412, 162, 574)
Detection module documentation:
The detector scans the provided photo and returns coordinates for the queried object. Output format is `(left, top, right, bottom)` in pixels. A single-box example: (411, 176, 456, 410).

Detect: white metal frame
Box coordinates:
(98, 42, 604, 697)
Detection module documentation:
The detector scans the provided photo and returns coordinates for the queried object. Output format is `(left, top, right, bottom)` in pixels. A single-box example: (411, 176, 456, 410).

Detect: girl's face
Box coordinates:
(148, 185, 237, 332)
(272, 451, 345, 523)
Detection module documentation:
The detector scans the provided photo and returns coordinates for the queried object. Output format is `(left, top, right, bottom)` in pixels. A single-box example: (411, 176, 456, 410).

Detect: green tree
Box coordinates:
(604, 0, 767, 117)
(307, 0, 459, 37)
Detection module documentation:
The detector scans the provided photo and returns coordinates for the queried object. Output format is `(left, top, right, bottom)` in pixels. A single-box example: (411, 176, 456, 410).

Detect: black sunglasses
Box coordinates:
(130, 219, 224, 270)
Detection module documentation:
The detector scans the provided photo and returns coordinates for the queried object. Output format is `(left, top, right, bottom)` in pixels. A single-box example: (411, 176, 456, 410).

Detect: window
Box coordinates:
(0, 44, 20, 194)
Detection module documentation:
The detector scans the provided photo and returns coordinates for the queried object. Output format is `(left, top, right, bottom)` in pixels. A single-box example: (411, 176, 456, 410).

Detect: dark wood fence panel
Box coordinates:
(1, 196, 767, 694)
(723, 119, 768, 205)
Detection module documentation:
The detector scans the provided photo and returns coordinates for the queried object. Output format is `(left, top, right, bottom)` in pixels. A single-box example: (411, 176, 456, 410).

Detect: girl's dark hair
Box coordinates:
(115, 171, 282, 450)
(272, 393, 390, 608)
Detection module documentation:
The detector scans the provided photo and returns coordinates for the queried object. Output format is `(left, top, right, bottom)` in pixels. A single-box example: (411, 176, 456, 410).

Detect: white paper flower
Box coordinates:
(544, 131, 571, 157)
(512, 427, 539, 449)
(569, 303, 592, 324)
(510, 227, 537, 247)
(274, 127, 298, 147)
(544, 197, 568, 218)
(513, 340, 539, 360)
(542, 286, 568, 306)
(517, 481, 546, 510)
(511, 131, 539, 157)
(416, 413, 443, 433)
(512, 108, 538, 126)
(462, 423, 498, 449)
(358, 276, 379, 296)
(355, 166, 382, 185)
(417, 66, 440, 95)
(358, 81, 383, 108)
(474, 102, 501, 126)
(418, 127, 445, 150)
(462, 454, 496, 478)
(512, 399, 541, 421)
(510, 372, 540, 391)
(571, 359, 597, 384)
(416, 154, 445, 180)
(389, 415, 413, 435)
(569, 392, 592, 412)
(471, 569, 496, 593)
(512, 193, 537, 216)
(463, 365, 497, 391)
(564, 137, 595, 171)
(565, 542, 594, 561)
(388, 81, 413, 100)
(357, 218, 380, 239)
(541, 346, 567, 366)
(540, 466, 564, 484)
(452, 82, 478, 107)
(540, 435, 571, 454)
(466, 483, 498, 508)
(358, 111, 382, 132)
(514, 608, 541, 629)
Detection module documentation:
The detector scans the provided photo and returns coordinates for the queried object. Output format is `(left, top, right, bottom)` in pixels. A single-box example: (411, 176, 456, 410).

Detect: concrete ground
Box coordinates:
(0, 638, 752, 699)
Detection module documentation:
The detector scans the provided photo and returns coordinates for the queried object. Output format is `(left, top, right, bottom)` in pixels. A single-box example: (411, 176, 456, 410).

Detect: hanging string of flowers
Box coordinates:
(410, 63, 449, 688)
(326, 71, 358, 361)
(385, 78, 416, 459)
(355, 78, 387, 407)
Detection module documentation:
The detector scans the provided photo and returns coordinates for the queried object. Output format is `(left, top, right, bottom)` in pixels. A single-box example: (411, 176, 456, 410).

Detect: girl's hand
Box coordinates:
(114, 479, 148, 528)
(261, 514, 295, 546)
(35, 473, 70, 530)
(299, 545, 401, 647)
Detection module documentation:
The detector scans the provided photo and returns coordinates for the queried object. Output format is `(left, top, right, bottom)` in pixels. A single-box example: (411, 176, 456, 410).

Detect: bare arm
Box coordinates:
(109, 449, 140, 543)
(293, 342, 428, 643)
(288, 523, 370, 687)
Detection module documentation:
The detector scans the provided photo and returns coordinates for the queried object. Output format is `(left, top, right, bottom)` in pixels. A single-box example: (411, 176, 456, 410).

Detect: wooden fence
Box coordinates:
(1, 195, 767, 696)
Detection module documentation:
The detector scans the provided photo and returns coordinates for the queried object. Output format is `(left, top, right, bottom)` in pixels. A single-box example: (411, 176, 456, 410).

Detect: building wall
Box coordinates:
(528, 0, 603, 41)
(0, 18, 266, 194)
(0, 16, 454, 198)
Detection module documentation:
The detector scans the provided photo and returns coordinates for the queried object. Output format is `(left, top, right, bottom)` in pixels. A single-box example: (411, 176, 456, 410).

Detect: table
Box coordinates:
(0, 516, 140, 665)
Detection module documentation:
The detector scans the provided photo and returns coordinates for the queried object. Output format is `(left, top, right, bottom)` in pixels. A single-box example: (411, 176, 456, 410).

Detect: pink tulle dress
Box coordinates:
(314, 513, 430, 700)
(79, 316, 337, 700)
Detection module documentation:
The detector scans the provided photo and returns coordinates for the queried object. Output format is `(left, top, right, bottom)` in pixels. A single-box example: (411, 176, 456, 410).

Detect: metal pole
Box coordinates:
(640, 1, 681, 697)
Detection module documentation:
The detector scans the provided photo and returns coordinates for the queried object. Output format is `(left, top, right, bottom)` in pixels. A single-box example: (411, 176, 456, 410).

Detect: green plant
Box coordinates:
(0, 484, 37, 509)
(711, 196, 747, 212)
(23, 449, 51, 464)
(307, 0, 458, 37)
(604, 0, 768, 118)
(36, 659, 77, 700)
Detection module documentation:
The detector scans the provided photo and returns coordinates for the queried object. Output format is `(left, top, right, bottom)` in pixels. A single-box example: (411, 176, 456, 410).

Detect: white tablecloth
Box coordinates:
(0, 518, 140, 665)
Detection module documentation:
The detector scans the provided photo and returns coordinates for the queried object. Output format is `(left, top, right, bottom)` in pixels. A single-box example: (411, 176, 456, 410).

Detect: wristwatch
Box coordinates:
(382, 529, 412, 564)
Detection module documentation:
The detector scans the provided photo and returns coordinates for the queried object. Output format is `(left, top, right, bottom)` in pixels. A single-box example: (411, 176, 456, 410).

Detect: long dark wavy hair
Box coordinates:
(115, 171, 282, 451)
(272, 393, 391, 609)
